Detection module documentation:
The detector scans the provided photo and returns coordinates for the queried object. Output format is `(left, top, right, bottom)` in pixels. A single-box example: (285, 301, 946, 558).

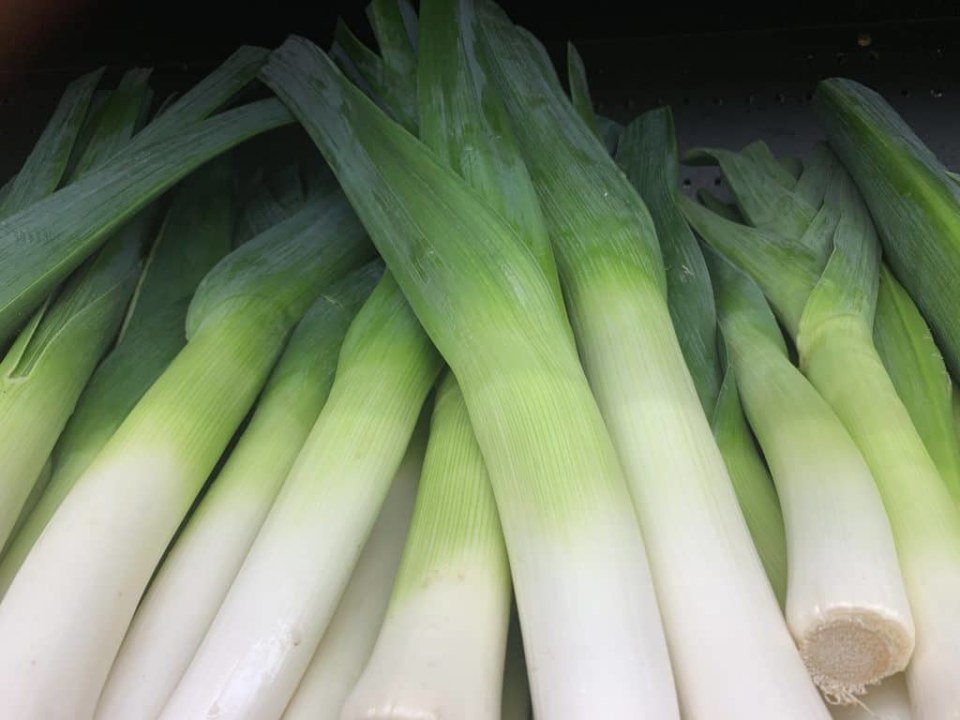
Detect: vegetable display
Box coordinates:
(0, 3, 956, 719)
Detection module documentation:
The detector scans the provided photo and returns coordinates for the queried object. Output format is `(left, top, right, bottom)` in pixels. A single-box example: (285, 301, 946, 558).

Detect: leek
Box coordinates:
(0, 194, 372, 719)
(0, 69, 157, 552)
(94, 263, 381, 720)
(280, 422, 424, 720)
(342, 375, 511, 720)
(0, 52, 291, 344)
(682, 140, 960, 720)
(616, 107, 720, 413)
(873, 264, 960, 502)
(261, 32, 678, 720)
(2, 458, 51, 558)
(159, 273, 441, 720)
(711, 365, 788, 604)
(710, 250, 913, 698)
(0, 157, 235, 596)
(344, 1, 527, 713)
(815, 78, 960, 379)
(617, 107, 788, 604)
(0, 220, 146, 553)
(479, 5, 827, 717)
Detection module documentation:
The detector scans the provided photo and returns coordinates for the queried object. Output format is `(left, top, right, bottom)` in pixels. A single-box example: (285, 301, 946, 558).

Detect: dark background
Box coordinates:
(1, 0, 958, 185)
(5, 0, 960, 79)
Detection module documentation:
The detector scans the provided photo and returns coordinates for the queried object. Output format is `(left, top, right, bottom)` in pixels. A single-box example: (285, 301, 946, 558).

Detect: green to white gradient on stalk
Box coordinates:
(260, 30, 678, 719)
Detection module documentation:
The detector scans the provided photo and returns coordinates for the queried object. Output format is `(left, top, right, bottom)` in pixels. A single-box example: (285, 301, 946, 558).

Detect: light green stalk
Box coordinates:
(0, 48, 291, 344)
(344, 373, 512, 719)
(711, 366, 788, 604)
(158, 273, 442, 719)
(0, 194, 373, 719)
(815, 78, 960, 379)
(874, 264, 960, 502)
(261, 31, 677, 720)
(0, 68, 102, 218)
(0, 154, 236, 596)
(281, 417, 425, 720)
(478, 5, 825, 716)
(95, 263, 380, 720)
(2, 458, 51, 559)
(682, 140, 960, 720)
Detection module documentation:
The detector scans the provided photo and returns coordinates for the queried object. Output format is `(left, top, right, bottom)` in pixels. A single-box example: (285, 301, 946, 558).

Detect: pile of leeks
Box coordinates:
(0, 2, 957, 719)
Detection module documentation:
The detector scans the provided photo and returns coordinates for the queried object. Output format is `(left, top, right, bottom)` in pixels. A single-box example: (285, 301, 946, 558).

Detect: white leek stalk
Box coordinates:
(0, 195, 372, 720)
(281, 426, 424, 719)
(159, 273, 442, 720)
(95, 264, 381, 720)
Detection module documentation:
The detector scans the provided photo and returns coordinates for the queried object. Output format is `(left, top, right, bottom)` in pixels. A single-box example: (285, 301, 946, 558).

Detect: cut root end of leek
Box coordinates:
(800, 609, 916, 702)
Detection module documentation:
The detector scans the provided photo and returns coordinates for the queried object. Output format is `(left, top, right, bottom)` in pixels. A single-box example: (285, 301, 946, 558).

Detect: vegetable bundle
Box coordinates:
(0, 2, 956, 719)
